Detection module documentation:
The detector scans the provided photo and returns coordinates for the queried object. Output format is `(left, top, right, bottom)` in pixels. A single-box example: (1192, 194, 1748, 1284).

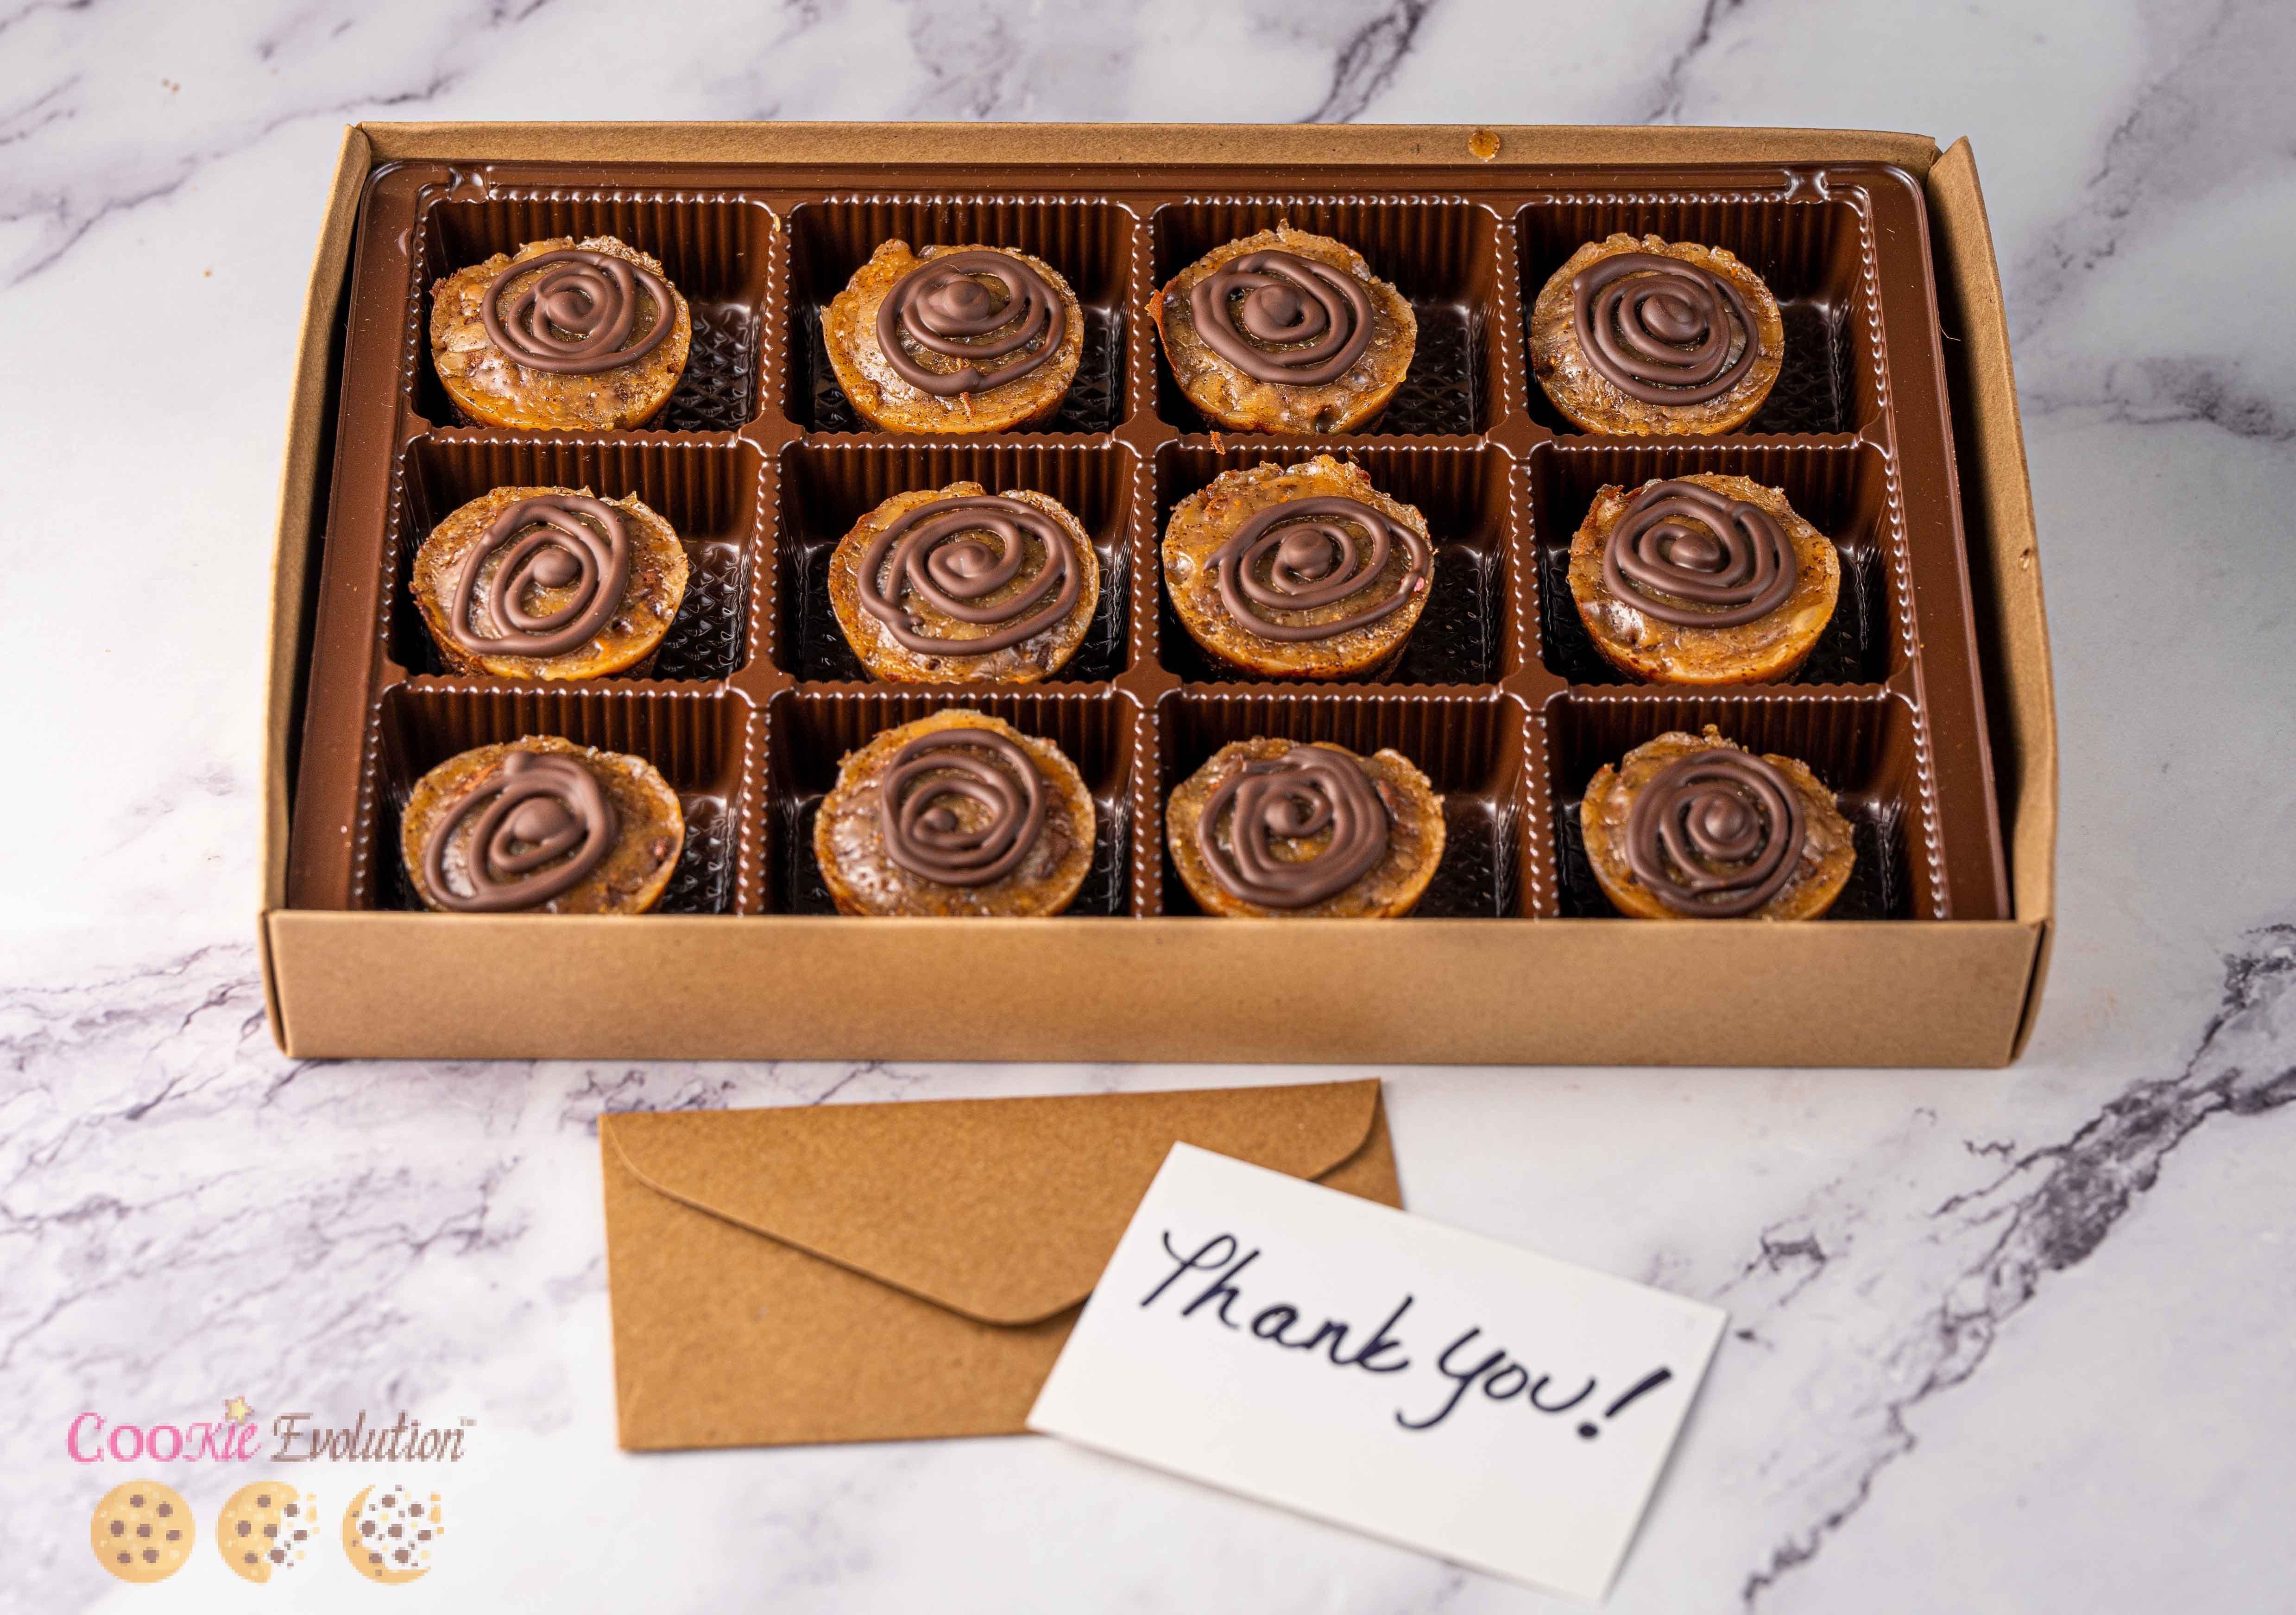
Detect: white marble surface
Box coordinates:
(3, 2, 2294, 1610)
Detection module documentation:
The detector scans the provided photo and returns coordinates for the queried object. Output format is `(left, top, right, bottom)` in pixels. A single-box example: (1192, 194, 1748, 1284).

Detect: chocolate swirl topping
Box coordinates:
(1622, 749, 1805, 917)
(874, 250, 1067, 396)
(482, 249, 676, 376)
(423, 751, 618, 913)
(859, 495, 1082, 656)
(1212, 495, 1431, 643)
(446, 494, 633, 659)
(877, 730, 1048, 888)
(1198, 747, 1391, 910)
(1189, 250, 1374, 385)
(1602, 479, 1797, 628)
(1570, 252, 1760, 405)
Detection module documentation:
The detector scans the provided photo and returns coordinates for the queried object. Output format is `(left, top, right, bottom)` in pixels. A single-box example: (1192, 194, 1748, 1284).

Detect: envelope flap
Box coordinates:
(600, 1079, 1384, 1325)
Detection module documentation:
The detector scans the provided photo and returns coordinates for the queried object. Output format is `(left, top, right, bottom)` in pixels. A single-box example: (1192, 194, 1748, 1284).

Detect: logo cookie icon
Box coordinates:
(342, 1482, 443, 1583)
(218, 1481, 319, 1581)
(90, 1480, 195, 1583)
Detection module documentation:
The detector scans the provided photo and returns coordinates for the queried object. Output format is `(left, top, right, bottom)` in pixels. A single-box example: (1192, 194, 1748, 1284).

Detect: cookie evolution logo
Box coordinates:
(68, 1397, 474, 1465)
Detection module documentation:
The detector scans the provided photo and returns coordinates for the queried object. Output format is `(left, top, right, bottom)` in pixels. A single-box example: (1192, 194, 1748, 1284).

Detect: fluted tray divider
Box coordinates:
(287, 157, 2005, 930)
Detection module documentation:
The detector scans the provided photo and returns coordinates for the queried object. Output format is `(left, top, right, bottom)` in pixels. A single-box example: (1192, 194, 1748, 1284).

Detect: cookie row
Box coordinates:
(409, 456, 1840, 690)
(431, 228, 1784, 438)
(398, 721, 1855, 923)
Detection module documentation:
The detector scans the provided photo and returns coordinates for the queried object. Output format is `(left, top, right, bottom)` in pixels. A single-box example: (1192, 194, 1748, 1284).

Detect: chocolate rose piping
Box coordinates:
(878, 730, 1048, 888)
(1198, 747, 1391, 910)
(1602, 479, 1796, 628)
(858, 495, 1082, 656)
(874, 250, 1066, 396)
(1213, 495, 1430, 643)
(1570, 252, 1760, 405)
(445, 494, 634, 659)
(482, 249, 676, 375)
(1190, 250, 1373, 385)
(1622, 748, 1805, 917)
(423, 751, 618, 913)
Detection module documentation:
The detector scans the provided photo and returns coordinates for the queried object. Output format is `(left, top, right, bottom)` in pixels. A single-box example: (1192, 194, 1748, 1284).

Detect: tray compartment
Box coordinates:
(1545, 688, 1927, 920)
(1152, 438, 1522, 688)
(368, 682, 759, 915)
(384, 433, 767, 683)
(765, 686, 1139, 916)
(1149, 197, 1507, 438)
(1515, 191, 1878, 436)
(1152, 687, 1539, 919)
(410, 191, 775, 433)
(1526, 437, 1900, 686)
(775, 439, 1139, 684)
(783, 196, 1136, 436)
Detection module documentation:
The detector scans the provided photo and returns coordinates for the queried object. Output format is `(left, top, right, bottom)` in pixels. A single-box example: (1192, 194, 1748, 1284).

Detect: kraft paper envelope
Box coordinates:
(599, 1079, 1399, 1450)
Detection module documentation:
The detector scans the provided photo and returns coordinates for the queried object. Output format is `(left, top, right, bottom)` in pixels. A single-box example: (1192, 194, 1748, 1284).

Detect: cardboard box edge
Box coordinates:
(261, 123, 371, 1054)
(352, 120, 1942, 174)
(269, 911, 2040, 1066)
(1924, 138, 2061, 1058)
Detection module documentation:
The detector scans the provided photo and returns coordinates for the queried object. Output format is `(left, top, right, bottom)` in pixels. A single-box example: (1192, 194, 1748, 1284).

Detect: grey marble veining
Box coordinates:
(2, 2, 2294, 1611)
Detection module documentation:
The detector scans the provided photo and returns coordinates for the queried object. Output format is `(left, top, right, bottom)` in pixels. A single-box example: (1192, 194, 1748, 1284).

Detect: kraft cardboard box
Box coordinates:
(259, 124, 2056, 1066)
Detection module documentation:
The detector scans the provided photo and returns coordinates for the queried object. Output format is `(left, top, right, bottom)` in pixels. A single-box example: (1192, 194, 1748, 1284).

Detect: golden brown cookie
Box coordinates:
(90, 1480, 193, 1583)
(402, 736, 686, 915)
(824, 241, 1084, 434)
(814, 710, 1095, 917)
(217, 1482, 319, 1583)
(411, 486, 690, 681)
(1152, 227, 1416, 434)
(828, 482, 1101, 683)
(429, 235, 692, 431)
(1162, 455, 1433, 681)
(1530, 235, 1783, 435)
(1578, 726, 1855, 919)
(342, 1483, 443, 1584)
(1568, 473, 1840, 685)
(1167, 738, 1445, 918)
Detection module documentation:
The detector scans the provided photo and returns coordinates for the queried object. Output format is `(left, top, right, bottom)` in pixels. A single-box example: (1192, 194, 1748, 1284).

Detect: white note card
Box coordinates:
(1028, 1144, 1726, 1602)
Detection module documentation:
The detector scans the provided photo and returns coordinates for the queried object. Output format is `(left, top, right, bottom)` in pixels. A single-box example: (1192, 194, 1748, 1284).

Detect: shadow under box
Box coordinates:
(1514, 193, 1876, 437)
(1150, 198, 1507, 439)
(371, 685, 753, 915)
(1543, 690, 1918, 921)
(1524, 438, 1901, 688)
(410, 192, 775, 433)
(385, 435, 763, 684)
(783, 197, 1135, 436)
(775, 439, 1136, 685)
(765, 688, 1137, 915)
(1153, 440, 1519, 688)
(1154, 688, 1534, 918)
